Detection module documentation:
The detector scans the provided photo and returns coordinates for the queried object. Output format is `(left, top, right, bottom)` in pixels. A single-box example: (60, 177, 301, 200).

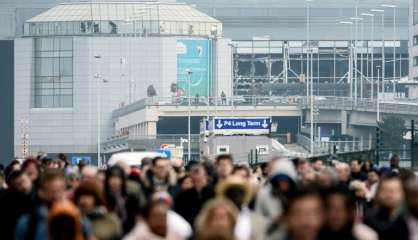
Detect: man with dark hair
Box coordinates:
(174, 163, 214, 225)
(215, 154, 234, 182)
(14, 170, 92, 240)
(140, 157, 179, 198)
(390, 154, 401, 173)
(0, 170, 36, 240)
(57, 153, 69, 169)
(364, 175, 405, 240)
(232, 165, 250, 180)
(267, 188, 325, 240)
(351, 159, 367, 181)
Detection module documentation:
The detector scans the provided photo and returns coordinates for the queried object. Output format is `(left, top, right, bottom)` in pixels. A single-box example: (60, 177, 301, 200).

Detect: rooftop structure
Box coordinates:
(24, 2, 222, 37)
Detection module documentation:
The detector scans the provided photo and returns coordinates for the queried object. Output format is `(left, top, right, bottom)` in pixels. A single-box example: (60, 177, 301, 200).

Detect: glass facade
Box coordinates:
(415, 0, 418, 24)
(233, 40, 409, 96)
(23, 3, 222, 38)
(34, 37, 73, 108)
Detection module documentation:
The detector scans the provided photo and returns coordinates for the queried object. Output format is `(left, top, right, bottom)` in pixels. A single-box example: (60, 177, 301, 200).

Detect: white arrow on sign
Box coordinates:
(216, 120, 223, 128)
(262, 119, 268, 128)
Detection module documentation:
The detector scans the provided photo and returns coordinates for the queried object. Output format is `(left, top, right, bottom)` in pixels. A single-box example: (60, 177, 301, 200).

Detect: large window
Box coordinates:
(34, 38, 73, 108)
(415, 0, 418, 24)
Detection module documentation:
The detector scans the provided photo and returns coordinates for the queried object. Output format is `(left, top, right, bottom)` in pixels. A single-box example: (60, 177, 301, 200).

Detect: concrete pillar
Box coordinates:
(145, 121, 157, 136)
(341, 110, 348, 135)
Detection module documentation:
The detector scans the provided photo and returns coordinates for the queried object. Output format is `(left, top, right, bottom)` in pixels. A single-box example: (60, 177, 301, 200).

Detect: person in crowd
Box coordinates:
(365, 169, 380, 202)
(104, 166, 143, 233)
(361, 160, 373, 174)
(97, 169, 106, 190)
(255, 157, 297, 221)
(48, 200, 85, 240)
(400, 178, 418, 239)
(42, 157, 60, 169)
(293, 158, 310, 179)
(0, 170, 6, 197)
(349, 180, 369, 220)
(14, 169, 92, 240)
(231, 165, 251, 180)
(80, 165, 98, 182)
(321, 186, 378, 240)
(178, 175, 193, 192)
(194, 198, 239, 240)
(57, 153, 69, 169)
(4, 160, 21, 179)
(351, 160, 367, 181)
(267, 188, 325, 240)
(389, 154, 401, 173)
(317, 167, 339, 188)
(336, 162, 351, 186)
(311, 159, 324, 174)
(21, 157, 41, 186)
(216, 176, 267, 240)
(215, 154, 234, 183)
(0, 170, 37, 240)
(195, 228, 236, 240)
(300, 168, 317, 186)
(74, 180, 123, 240)
(252, 165, 264, 184)
(140, 157, 179, 198)
(364, 175, 405, 240)
(174, 162, 215, 225)
(124, 198, 186, 240)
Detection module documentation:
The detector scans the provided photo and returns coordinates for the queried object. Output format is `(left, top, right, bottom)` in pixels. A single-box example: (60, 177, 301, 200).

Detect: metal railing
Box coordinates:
(301, 97, 418, 116)
(113, 96, 302, 118)
(296, 134, 373, 156)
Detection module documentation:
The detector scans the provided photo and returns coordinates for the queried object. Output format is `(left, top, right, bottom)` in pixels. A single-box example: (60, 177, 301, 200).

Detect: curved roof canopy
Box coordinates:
(24, 2, 222, 37)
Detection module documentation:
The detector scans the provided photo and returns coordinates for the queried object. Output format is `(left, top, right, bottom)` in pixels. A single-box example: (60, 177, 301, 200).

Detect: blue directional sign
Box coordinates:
(213, 117, 272, 135)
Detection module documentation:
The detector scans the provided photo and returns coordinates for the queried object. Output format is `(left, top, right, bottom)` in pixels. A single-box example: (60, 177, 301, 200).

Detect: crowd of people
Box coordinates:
(0, 153, 417, 240)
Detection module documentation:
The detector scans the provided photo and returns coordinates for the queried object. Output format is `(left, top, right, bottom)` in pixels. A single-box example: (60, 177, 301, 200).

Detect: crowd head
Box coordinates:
(0, 152, 417, 240)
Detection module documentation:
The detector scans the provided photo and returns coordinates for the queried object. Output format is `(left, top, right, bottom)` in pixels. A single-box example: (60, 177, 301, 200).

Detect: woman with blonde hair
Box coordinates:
(194, 197, 239, 240)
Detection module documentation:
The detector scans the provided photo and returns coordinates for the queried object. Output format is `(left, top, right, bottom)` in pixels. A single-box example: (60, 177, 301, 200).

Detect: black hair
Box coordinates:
(215, 154, 234, 164)
(232, 165, 250, 177)
(6, 170, 26, 186)
(323, 185, 356, 212)
(152, 156, 169, 166)
(285, 187, 323, 214)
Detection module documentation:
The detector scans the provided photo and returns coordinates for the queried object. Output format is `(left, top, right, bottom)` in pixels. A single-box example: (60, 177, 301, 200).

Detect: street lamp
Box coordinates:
(361, 12, 375, 99)
(94, 55, 105, 167)
(306, 0, 314, 155)
(376, 65, 381, 123)
(371, 9, 385, 98)
(339, 21, 353, 100)
(350, 17, 363, 103)
(185, 68, 193, 162)
(382, 4, 397, 96)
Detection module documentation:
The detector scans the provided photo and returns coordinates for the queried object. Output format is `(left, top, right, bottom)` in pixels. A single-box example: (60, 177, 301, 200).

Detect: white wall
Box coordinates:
(214, 38, 233, 98)
(14, 36, 178, 155)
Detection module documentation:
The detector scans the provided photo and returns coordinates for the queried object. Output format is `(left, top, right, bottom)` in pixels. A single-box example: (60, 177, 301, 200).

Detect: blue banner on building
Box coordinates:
(176, 39, 211, 97)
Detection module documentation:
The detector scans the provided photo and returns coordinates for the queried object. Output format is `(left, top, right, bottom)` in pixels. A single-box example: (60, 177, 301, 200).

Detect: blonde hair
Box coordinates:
(195, 197, 239, 234)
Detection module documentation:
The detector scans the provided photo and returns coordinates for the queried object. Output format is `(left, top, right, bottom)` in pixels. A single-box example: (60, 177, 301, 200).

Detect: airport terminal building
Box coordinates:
(0, 0, 413, 162)
(14, 2, 232, 160)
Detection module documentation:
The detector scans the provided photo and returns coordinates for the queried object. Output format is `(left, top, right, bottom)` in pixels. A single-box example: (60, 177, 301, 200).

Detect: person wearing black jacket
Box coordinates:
(174, 162, 214, 225)
(0, 170, 37, 240)
(364, 175, 405, 240)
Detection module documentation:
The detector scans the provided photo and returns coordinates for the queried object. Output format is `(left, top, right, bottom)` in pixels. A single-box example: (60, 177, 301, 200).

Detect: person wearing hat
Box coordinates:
(217, 176, 267, 240)
(255, 157, 297, 222)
